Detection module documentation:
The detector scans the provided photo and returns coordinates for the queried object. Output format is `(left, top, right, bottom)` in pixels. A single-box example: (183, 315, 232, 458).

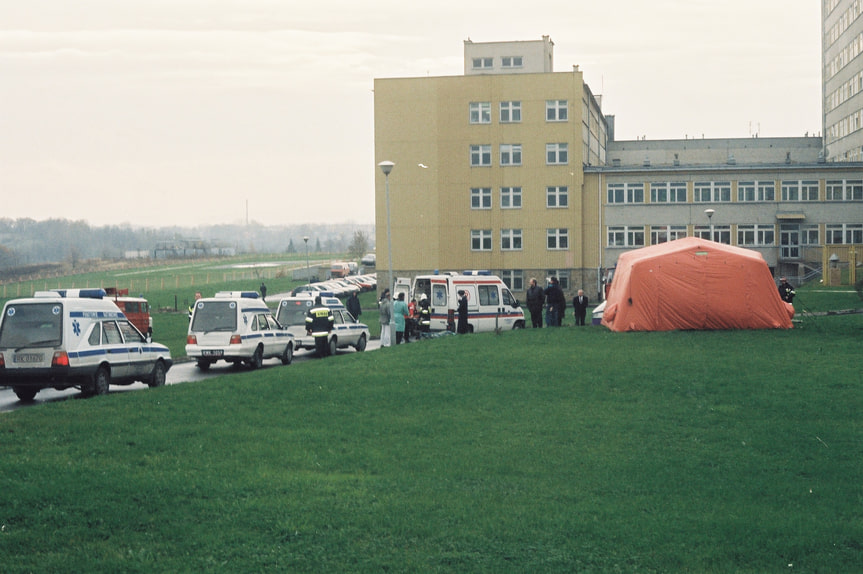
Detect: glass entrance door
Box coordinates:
(780, 223, 800, 259)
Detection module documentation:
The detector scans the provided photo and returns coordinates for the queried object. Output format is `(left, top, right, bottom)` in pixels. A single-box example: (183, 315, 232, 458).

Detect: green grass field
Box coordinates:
(1, 273, 862, 572)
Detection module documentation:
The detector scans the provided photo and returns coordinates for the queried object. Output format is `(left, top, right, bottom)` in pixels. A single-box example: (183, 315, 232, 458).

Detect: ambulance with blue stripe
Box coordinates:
(409, 271, 525, 333)
(0, 288, 173, 402)
(186, 291, 294, 370)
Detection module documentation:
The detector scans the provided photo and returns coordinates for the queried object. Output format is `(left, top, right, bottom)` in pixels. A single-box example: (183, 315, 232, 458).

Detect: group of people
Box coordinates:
(525, 277, 590, 328)
(378, 289, 431, 346)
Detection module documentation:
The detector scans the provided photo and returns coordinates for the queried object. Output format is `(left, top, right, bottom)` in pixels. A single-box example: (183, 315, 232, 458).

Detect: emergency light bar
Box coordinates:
(215, 291, 260, 299)
(40, 288, 107, 299)
(462, 270, 491, 276)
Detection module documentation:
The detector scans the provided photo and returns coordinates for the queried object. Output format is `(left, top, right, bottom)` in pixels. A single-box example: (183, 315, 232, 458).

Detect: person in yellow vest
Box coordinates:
(305, 296, 334, 357)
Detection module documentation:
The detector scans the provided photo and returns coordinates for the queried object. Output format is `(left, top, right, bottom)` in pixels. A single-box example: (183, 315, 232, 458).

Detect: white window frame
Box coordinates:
(501, 56, 523, 68)
(470, 144, 492, 167)
(499, 270, 524, 292)
(694, 181, 731, 203)
(546, 100, 568, 122)
(826, 179, 863, 200)
(500, 144, 522, 166)
(500, 229, 523, 251)
(469, 102, 491, 124)
(651, 225, 687, 244)
(547, 228, 569, 250)
(546, 143, 569, 165)
(500, 101, 521, 123)
(695, 225, 731, 244)
(500, 186, 522, 209)
(737, 224, 774, 246)
(546, 186, 569, 208)
(738, 181, 775, 202)
(471, 229, 492, 251)
(607, 183, 643, 204)
(801, 224, 820, 245)
(472, 57, 493, 70)
(470, 187, 492, 210)
(607, 226, 626, 247)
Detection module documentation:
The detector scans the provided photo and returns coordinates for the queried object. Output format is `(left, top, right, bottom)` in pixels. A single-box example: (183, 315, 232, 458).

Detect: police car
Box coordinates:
(186, 291, 294, 370)
(0, 288, 173, 402)
(275, 293, 369, 357)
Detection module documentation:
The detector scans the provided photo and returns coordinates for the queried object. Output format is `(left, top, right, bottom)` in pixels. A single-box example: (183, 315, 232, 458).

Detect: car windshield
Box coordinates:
(0, 302, 63, 349)
(190, 301, 237, 332)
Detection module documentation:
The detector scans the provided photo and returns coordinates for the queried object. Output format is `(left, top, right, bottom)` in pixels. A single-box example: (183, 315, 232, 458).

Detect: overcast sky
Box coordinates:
(0, 1, 822, 228)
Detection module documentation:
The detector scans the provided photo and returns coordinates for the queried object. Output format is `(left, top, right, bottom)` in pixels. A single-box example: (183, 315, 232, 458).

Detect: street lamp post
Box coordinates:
(303, 236, 310, 286)
(704, 209, 715, 241)
(378, 161, 395, 294)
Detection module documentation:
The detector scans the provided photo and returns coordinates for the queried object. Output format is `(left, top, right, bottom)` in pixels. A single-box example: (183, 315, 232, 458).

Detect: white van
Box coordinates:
(409, 271, 525, 333)
(0, 288, 173, 401)
(186, 291, 294, 370)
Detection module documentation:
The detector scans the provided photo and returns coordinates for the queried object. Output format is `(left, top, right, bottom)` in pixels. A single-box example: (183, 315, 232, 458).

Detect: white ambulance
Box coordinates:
(409, 271, 525, 333)
(186, 291, 294, 370)
(0, 288, 173, 401)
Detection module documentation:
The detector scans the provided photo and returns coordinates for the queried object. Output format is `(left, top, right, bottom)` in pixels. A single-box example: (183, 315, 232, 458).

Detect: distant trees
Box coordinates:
(347, 231, 370, 262)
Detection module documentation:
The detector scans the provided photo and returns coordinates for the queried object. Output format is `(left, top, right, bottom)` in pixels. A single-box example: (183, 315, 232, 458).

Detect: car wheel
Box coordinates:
(281, 343, 293, 365)
(354, 333, 367, 352)
(328, 337, 337, 357)
(196, 360, 211, 371)
(148, 360, 167, 388)
(249, 345, 264, 369)
(92, 366, 110, 396)
(12, 386, 38, 402)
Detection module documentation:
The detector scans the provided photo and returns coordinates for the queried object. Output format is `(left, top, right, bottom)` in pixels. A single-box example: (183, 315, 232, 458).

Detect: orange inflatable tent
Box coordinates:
(601, 237, 794, 332)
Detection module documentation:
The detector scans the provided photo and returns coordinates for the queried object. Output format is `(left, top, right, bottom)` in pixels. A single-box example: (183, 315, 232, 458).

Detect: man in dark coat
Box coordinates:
(346, 291, 362, 321)
(572, 289, 589, 326)
(456, 290, 469, 334)
(525, 277, 545, 328)
(544, 277, 565, 327)
(778, 277, 796, 303)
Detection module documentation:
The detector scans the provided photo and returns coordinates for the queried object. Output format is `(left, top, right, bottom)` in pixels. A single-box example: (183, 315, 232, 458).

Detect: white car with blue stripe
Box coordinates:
(0, 288, 173, 402)
(275, 294, 369, 356)
(186, 291, 294, 370)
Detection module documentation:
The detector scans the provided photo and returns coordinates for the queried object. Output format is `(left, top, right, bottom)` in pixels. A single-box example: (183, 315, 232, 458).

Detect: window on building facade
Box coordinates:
(826, 179, 863, 200)
(471, 229, 492, 251)
(738, 181, 775, 202)
(695, 225, 731, 244)
(607, 183, 644, 204)
(606, 225, 645, 247)
(501, 56, 523, 68)
(470, 187, 492, 209)
(546, 100, 568, 121)
(738, 224, 775, 246)
(500, 144, 522, 166)
(650, 182, 687, 203)
(826, 223, 863, 244)
(500, 186, 522, 209)
(469, 102, 491, 124)
(627, 226, 645, 247)
(499, 270, 524, 292)
(546, 143, 568, 165)
(650, 225, 687, 244)
(547, 228, 569, 250)
(472, 57, 493, 70)
(500, 101, 521, 123)
(801, 225, 820, 245)
(694, 181, 731, 202)
(470, 144, 492, 167)
(546, 186, 569, 208)
(608, 226, 625, 247)
(500, 229, 523, 251)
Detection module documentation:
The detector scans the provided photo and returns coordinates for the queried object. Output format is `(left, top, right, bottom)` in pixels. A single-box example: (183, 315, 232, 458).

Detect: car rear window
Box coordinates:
(0, 302, 64, 348)
(276, 301, 309, 326)
(190, 301, 238, 332)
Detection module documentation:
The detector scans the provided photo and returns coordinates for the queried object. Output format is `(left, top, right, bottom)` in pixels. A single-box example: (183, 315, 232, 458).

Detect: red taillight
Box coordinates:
(229, 335, 242, 345)
(52, 351, 69, 367)
(187, 334, 197, 345)
(0, 352, 5, 368)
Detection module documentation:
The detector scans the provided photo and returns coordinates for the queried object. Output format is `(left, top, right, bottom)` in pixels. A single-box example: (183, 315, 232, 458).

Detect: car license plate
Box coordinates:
(202, 350, 224, 357)
(14, 353, 44, 363)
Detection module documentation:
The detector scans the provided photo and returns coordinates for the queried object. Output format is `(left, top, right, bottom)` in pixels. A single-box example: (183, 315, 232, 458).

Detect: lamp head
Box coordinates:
(378, 160, 394, 176)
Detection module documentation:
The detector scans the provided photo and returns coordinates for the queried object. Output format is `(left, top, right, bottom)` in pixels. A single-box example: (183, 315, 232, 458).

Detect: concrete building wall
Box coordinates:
(823, 0, 863, 161)
(463, 36, 554, 75)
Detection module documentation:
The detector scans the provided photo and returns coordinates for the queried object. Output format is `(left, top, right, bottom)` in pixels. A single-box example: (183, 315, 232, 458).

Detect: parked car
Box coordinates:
(275, 295, 370, 357)
(361, 253, 376, 266)
(186, 291, 294, 370)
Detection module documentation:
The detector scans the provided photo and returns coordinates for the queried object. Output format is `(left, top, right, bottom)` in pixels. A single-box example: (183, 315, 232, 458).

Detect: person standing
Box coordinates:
(572, 289, 589, 326)
(393, 292, 409, 344)
(259, 282, 267, 302)
(379, 289, 393, 347)
(418, 293, 431, 336)
(525, 277, 545, 328)
(544, 277, 565, 327)
(346, 291, 362, 321)
(305, 296, 334, 357)
(456, 290, 469, 334)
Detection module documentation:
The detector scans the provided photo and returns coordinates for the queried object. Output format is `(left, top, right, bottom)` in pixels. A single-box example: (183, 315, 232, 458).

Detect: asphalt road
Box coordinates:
(0, 339, 381, 413)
